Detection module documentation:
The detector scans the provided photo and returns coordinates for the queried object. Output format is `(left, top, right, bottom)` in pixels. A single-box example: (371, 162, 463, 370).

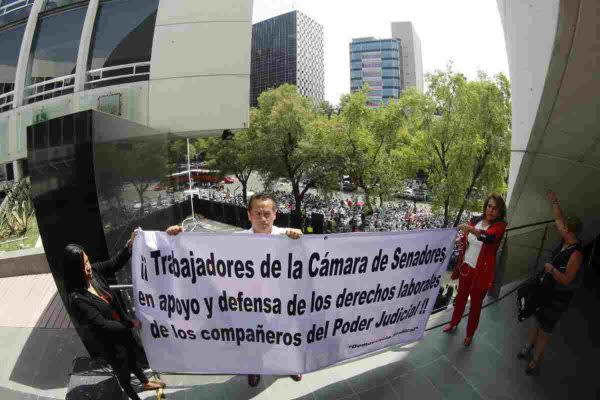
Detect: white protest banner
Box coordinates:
(132, 228, 457, 374)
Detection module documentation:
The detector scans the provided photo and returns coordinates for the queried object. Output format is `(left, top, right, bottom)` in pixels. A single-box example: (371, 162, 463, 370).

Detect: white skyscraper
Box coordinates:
(391, 21, 424, 93)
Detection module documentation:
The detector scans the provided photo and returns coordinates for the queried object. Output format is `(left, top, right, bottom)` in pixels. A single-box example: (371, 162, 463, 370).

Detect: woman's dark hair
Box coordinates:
(63, 244, 87, 294)
(483, 193, 507, 222)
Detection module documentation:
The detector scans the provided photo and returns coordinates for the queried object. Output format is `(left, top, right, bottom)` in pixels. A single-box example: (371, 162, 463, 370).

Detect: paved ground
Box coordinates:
(1, 217, 597, 399)
(0, 276, 598, 400)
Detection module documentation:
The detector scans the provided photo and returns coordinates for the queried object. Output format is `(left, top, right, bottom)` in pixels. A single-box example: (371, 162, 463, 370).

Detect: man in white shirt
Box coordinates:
(166, 193, 303, 387)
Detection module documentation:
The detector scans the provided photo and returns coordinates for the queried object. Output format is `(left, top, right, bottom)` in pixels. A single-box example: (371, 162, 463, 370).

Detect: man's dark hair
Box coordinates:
(247, 193, 277, 211)
(63, 244, 87, 294)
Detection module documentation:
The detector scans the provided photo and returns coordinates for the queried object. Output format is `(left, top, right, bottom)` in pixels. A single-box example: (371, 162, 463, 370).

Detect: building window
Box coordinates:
(42, 0, 87, 12)
(0, 0, 34, 28)
(86, 0, 159, 89)
(25, 6, 87, 104)
(0, 23, 25, 112)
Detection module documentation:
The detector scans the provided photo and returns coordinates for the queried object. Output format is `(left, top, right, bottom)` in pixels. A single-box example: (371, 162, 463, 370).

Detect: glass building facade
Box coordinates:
(0, 23, 25, 111)
(0, 0, 160, 107)
(349, 37, 402, 108)
(86, 0, 158, 89)
(250, 10, 324, 108)
(0, 0, 34, 28)
(26, 6, 87, 103)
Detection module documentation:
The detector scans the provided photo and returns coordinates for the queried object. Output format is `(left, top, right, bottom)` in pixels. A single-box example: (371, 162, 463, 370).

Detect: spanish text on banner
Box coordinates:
(132, 229, 456, 374)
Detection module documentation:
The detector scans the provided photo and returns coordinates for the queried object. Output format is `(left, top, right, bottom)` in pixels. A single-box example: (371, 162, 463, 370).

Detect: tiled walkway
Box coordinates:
(0, 275, 598, 399)
(0, 273, 73, 329)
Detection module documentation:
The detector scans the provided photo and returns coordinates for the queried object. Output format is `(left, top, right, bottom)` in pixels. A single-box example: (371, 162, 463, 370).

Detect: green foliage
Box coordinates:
(190, 66, 510, 229)
(334, 87, 424, 214)
(196, 126, 259, 204)
(408, 63, 511, 226)
(0, 178, 35, 238)
(96, 140, 168, 215)
(251, 84, 343, 226)
(168, 138, 197, 174)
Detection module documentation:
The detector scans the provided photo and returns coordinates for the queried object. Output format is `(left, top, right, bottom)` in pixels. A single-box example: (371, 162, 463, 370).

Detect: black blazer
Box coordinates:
(68, 246, 134, 347)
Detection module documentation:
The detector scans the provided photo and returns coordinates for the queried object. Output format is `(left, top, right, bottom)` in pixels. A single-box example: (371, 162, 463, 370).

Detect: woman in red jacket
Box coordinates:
(444, 193, 507, 346)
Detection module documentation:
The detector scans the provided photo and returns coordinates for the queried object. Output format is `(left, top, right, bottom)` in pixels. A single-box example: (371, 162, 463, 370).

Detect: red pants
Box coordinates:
(450, 263, 487, 337)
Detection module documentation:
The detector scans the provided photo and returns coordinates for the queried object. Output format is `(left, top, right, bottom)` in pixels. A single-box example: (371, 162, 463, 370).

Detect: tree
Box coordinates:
(252, 84, 343, 227)
(98, 140, 168, 216)
(335, 87, 423, 214)
(196, 123, 259, 205)
(409, 64, 511, 227)
(451, 72, 511, 226)
(315, 100, 336, 118)
(127, 141, 168, 215)
(168, 138, 197, 174)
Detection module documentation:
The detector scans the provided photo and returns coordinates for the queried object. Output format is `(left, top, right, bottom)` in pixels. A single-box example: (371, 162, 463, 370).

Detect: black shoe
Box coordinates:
(517, 344, 534, 360)
(525, 359, 541, 375)
(248, 374, 261, 387)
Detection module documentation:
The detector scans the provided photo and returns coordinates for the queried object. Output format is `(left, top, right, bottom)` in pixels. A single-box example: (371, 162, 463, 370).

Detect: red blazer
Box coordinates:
(456, 218, 507, 290)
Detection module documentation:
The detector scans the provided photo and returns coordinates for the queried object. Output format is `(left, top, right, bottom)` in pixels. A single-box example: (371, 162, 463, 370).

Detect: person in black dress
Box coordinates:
(65, 231, 165, 399)
(517, 191, 583, 375)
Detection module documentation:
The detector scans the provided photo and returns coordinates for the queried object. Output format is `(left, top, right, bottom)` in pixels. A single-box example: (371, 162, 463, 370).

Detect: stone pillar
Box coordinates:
(12, 158, 25, 181)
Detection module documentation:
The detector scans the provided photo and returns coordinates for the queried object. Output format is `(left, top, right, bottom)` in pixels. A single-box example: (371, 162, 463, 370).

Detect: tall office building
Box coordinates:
(349, 37, 402, 107)
(250, 10, 324, 107)
(391, 21, 424, 93)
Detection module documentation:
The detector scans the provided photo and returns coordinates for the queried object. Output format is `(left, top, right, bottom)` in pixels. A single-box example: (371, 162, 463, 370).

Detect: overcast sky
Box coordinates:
(252, 0, 509, 105)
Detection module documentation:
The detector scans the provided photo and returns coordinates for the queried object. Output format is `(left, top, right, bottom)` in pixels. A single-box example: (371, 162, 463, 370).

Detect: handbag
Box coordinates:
(516, 270, 553, 322)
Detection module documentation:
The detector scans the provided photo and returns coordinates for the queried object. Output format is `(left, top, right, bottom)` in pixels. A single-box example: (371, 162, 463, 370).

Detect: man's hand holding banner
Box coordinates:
(132, 229, 456, 374)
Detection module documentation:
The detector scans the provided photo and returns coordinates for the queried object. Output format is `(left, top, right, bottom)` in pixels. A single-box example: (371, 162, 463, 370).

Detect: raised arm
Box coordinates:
(92, 245, 131, 277)
(547, 191, 567, 233)
(92, 231, 136, 277)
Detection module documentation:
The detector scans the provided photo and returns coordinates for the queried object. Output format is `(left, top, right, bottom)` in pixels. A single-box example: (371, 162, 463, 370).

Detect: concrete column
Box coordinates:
(12, 0, 46, 108)
(12, 159, 24, 181)
(74, 0, 100, 92)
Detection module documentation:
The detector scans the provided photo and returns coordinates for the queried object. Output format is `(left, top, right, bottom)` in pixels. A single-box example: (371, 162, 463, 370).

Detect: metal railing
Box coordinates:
(24, 74, 75, 103)
(108, 221, 560, 328)
(0, 90, 14, 112)
(0, 0, 33, 17)
(85, 61, 150, 89)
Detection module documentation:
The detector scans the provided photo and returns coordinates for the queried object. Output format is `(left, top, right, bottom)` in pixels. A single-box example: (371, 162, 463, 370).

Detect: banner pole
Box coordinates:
(187, 138, 195, 221)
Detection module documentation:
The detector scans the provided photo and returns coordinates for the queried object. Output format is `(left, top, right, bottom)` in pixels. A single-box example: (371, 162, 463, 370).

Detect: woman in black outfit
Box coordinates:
(65, 231, 165, 399)
(517, 191, 583, 375)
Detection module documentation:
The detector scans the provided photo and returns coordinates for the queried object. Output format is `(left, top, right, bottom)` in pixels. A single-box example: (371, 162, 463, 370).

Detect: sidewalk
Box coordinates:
(1, 272, 597, 399)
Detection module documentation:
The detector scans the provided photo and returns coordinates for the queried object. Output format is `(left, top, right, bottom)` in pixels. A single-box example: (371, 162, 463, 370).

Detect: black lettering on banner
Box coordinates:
(138, 291, 155, 308)
(287, 253, 303, 280)
(287, 293, 307, 316)
(260, 253, 281, 278)
(150, 320, 169, 339)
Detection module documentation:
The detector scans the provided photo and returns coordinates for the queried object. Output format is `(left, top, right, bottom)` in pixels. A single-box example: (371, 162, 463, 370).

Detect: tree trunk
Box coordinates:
(241, 180, 248, 206)
(443, 197, 450, 228)
(291, 181, 303, 229)
(452, 154, 488, 227)
(134, 184, 149, 216)
(362, 188, 374, 216)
